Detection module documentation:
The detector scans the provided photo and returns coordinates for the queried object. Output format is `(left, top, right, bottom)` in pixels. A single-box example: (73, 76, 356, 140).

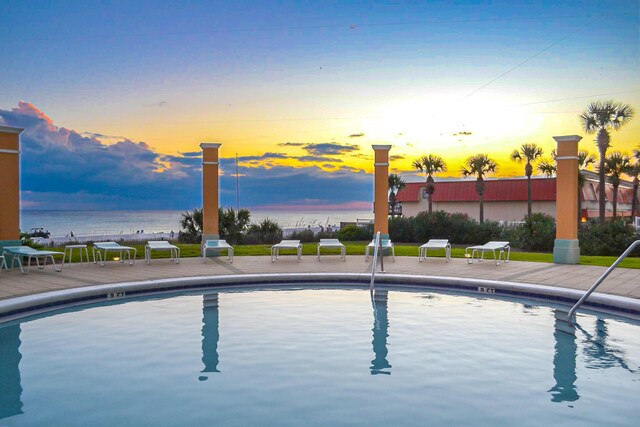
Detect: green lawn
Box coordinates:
(52, 241, 640, 269)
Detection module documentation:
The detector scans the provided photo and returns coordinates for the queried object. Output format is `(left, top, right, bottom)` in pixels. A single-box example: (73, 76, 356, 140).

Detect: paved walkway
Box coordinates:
(1, 255, 639, 301)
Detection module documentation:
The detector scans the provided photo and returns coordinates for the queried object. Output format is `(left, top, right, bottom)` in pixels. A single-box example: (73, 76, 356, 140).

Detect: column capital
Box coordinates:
(552, 135, 582, 144)
(0, 125, 24, 134)
(200, 142, 222, 150)
(372, 144, 392, 151)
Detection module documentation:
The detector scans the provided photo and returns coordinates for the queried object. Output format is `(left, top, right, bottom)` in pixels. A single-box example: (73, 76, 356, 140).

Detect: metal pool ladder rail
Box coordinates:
(370, 231, 383, 291)
(568, 239, 640, 319)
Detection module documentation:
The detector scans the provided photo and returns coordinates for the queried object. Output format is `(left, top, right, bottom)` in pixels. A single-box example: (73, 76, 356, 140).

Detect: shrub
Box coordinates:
(245, 218, 283, 244)
(338, 224, 373, 241)
(289, 229, 316, 243)
(408, 210, 506, 244)
(178, 208, 202, 243)
(219, 207, 250, 244)
(579, 219, 637, 256)
(389, 217, 414, 242)
(512, 213, 555, 252)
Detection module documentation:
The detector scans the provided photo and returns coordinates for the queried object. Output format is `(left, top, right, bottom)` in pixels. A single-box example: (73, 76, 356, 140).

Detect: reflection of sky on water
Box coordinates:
(1, 289, 639, 424)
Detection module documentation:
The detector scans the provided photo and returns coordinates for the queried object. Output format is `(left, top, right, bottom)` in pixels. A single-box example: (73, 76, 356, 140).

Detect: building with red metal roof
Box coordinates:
(395, 171, 636, 222)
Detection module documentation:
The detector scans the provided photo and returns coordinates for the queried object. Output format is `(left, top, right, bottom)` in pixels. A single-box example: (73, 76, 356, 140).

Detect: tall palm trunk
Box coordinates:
(476, 177, 485, 223)
(612, 184, 618, 217)
(426, 175, 435, 213)
(632, 178, 639, 218)
(597, 129, 610, 225)
(525, 163, 532, 217)
(389, 192, 397, 218)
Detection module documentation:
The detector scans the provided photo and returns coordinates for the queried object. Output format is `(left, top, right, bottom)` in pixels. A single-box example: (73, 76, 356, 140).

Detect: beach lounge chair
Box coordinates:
(419, 239, 451, 262)
(93, 242, 136, 266)
(317, 238, 346, 261)
(2, 246, 64, 274)
(465, 241, 510, 265)
(145, 240, 180, 264)
(203, 239, 234, 263)
(0, 254, 6, 271)
(271, 240, 302, 262)
(365, 239, 395, 262)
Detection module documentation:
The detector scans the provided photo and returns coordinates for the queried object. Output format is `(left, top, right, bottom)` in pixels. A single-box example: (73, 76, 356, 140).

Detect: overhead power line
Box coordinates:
(458, 13, 609, 102)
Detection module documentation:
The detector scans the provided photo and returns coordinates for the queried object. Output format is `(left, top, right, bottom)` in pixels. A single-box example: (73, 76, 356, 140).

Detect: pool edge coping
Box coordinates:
(1, 273, 639, 322)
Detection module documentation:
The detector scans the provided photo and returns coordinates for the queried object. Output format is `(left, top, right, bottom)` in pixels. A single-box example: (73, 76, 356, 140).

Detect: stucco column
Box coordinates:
(0, 126, 23, 245)
(200, 143, 222, 241)
(553, 135, 582, 264)
(372, 145, 391, 236)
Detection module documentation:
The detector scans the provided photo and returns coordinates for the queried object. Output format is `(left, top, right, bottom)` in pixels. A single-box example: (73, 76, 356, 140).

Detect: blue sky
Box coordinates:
(1, 0, 638, 210)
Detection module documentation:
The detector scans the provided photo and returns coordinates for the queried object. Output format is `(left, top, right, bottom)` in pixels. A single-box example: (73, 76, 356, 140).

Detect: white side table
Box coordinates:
(64, 244, 89, 266)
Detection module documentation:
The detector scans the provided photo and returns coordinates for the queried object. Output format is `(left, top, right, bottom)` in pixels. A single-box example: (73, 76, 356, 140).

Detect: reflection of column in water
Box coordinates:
(548, 310, 579, 402)
(370, 289, 391, 375)
(199, 293, 220, 381)
(0, 324, 23, 419)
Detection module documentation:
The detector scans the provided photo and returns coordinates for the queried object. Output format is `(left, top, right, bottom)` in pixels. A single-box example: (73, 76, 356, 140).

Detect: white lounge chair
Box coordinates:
(2, 246, 64, 274)
(203, 239, 234, 263)
(93, 242, 136, 266)
(465, 241, 510, 265)
(271, 240, 302, 262)
(145, 240, 180, 264)
(365, 239, 395, 262)
(0, 254, 6, 271)
(419, 239, 451, 262)
(317, 238, 346, 261)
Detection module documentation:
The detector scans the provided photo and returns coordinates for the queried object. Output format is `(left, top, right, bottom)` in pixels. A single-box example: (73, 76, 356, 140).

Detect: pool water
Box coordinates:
(1, 286, 639, 426)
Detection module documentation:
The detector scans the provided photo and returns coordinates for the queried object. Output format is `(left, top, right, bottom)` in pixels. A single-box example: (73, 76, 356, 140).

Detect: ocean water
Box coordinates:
(21, 209, 373, 238)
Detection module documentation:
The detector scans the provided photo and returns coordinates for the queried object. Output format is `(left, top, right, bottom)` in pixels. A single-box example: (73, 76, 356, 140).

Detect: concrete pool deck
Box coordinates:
(0, 255, 638, 302)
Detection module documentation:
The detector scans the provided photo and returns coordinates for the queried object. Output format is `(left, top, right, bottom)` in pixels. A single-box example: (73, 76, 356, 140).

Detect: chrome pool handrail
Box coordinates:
(568, 239, 640, 319)
(370, 231, 381, 291)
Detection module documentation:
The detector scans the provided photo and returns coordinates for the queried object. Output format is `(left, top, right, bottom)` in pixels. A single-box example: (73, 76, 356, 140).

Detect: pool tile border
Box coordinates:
(1, 273, 639, 322)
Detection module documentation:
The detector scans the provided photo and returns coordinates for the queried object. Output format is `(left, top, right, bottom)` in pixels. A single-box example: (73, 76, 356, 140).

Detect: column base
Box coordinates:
(553, 239, 580, 264)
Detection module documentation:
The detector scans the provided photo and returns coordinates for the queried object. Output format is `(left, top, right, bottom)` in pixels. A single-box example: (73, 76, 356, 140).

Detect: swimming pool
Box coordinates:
(1, 284, 639, 426)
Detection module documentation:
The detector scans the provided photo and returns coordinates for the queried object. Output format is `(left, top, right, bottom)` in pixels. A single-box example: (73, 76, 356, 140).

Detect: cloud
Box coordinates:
(1, 102, 201, 209)
(390, 154, 405, 161)
(0, 102, 373, 210)
(277, 142, 304, 147)
(218, 164, 372, 208)
(180, 151, 201, 157)
(348, 132, 365, 138)
(453, 131, 473, 136)
(303, 142, 359, 156)
(298, 156, 342, 163)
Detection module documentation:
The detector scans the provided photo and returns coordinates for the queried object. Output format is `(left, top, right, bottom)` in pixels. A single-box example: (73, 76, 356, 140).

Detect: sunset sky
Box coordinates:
(1, 0, 639, 210)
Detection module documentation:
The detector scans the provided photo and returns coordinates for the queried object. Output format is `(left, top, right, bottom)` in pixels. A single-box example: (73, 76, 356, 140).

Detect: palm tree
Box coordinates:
(510, 143, 544, 217)
(630, 146, 640, 218)
(627, 162, 640, 219)
(603, 152, 632, 217)
(461, 154, 497, 223)
(388, 173, 406, 218)
(179, 208, 203, 243)
(537, 149, 597, 224)
(580, 100, 634, 224)
(412, 154, 447, 213)
(578, 151, 597, 222)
